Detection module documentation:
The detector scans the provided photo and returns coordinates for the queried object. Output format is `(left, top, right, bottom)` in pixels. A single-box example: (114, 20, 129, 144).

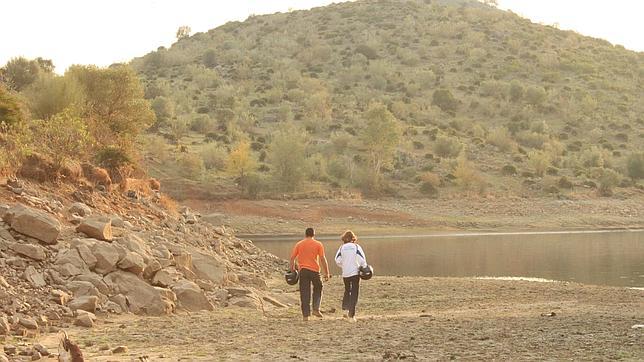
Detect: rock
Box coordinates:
(19, 316, 38, 330)
(75, 244, 98, 269)
(67, 296, 99, 313)
(73, 273, 110, 295)
(103, 301, 123, 314)
(74, 314, 94, 328)
(151, 267, 182, 288)
(103, 271, 173, 315)
(4, 204, 61, 244)
(68, 214, 83, 225)
(91, 243, 122, 275)
(0, 276, 8, 288)
(117, 252, 146, 275)
(190, 251, 227, 285)
(0, 228, 15, 243)
(51, 290, 71, 305)
(185, 214, 198, 224)
(122, 221, 134, 229)
(69, 202, 92, 217)
(110, 215, 124, 228)
(10, 242, 47, 261)
(0, 354, 7, 362)
(23, 266, 47, 287)
(31, 351, 42, 361)
(66, 281, 102, 299)
(632, 324, 644, 329)
(33, 344, 49, 357)
(54, 263, 85, 278)
(55, 248, 89, 270)
(143, 259, 162, 280)
(262, 295, 288, 308)
(112, 346, 128, 354)
(0, 316, 10, 335)
(229, 296, 260, 309)
(172, 279, 214, 312)
(77, 217, 113, 241)
(3, 345, 16, 356)
(227, 287, 252, 297)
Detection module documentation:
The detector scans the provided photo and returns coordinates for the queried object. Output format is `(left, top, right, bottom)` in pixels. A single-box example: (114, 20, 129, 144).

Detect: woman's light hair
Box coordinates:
(341, 230, 357, 243)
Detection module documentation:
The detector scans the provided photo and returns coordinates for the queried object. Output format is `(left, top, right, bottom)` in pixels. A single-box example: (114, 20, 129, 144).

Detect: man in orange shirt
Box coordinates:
(289, 227, 331, 321)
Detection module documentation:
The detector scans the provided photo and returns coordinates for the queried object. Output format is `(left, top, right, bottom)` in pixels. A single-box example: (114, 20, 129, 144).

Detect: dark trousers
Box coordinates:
(342, 275, 360, 317)
(299, 268, 323, 317)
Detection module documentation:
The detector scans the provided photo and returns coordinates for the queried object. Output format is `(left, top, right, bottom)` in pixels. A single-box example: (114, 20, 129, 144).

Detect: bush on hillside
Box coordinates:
(433, 135, 462, 158)
(626, 152, 644, 180)
(432, 89, 459, 113)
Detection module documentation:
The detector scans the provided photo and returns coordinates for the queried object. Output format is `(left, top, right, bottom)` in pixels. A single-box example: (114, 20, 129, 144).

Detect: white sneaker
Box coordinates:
(349, 317, 357, 323)
(342, 310, 349, 318)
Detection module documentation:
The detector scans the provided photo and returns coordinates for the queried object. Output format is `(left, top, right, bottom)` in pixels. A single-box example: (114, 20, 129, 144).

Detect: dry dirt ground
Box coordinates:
(185, 194, 644, 235)
(28, 277, 644, 361)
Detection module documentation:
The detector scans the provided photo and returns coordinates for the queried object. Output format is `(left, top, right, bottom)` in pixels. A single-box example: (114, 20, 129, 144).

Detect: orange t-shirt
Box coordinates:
(291, 238, 325, 273)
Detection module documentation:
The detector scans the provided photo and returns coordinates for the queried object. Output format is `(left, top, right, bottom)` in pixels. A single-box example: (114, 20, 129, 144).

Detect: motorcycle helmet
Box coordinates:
(285, 269, 299, 285)
(359, 265, 373, 280)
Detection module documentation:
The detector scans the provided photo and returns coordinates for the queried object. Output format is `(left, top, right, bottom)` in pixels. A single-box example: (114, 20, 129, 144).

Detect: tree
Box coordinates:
(32, 108, 90, 169)
(2, 57, 40, 91)
(67, 64, 155, 148)
(0, 85, 27, 128)
(24, 73, 84, 120)
(268, 123, 308, 192)
(360, 103, 401, 191)
(150, 96, 175, 127)
(227, 140, 256, 190)
(176, 26, 191, 41)
(203, 49, 217, 68)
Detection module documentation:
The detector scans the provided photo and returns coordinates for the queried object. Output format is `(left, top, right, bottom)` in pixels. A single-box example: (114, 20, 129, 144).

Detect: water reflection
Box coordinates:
(251, 230, 644, 287)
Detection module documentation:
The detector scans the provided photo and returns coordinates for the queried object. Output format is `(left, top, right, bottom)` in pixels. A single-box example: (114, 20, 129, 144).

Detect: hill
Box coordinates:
(131, 0, 644, 200)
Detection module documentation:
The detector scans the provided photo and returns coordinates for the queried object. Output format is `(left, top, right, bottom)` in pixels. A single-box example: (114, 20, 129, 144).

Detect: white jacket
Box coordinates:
(335, 243, 367, 278)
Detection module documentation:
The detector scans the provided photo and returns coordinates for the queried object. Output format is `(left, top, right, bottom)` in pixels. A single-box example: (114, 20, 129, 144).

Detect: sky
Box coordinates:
(0, 0, 642, 74)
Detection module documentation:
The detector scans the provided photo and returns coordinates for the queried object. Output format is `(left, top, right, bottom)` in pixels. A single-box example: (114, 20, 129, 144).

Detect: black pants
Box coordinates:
(299, 268, 323, 317)
(342, 275, 360, 318)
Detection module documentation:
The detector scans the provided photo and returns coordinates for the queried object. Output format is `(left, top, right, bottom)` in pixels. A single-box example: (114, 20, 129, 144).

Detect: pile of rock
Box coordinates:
(0, 179, 287, 338)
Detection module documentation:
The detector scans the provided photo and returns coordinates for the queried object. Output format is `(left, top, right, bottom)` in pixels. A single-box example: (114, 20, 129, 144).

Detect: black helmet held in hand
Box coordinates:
(285, 269, 299, 285)
(359, 265, 373, 280)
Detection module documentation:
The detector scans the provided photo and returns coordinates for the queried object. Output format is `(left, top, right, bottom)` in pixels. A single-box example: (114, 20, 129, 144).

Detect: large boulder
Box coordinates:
(114, 234, 151, 262)
(117, 252, 146, 275)
(10, 242, 46, 261)
(23, 266, 46, 287)
(54, 249, 89, 277)
(0, 315, 10, 335)
(151, 267, 182, 288)
(191, 251, 227, 285)
(67, 296, 99, 313)
(91, 243, 124, 275)
(103, 271, 174, 315)
(68, 203, 92, 217)
(66, 281, 103, 302)
(3, 204, 61, 244)
(76, 217, 113, 241)
(172, 279, 214, 312)
(73, 273, 110, 295)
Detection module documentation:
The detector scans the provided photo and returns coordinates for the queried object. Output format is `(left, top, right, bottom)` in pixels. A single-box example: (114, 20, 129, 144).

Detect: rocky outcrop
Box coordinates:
(3, 204, 61, 244)
(67, 296, 99, 313)
(10, 242, 47, 261)
(103, 271, 174, 315)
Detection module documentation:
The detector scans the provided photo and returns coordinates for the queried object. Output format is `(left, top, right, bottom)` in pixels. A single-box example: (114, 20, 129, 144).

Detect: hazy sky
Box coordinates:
(1, 0, 642, 73)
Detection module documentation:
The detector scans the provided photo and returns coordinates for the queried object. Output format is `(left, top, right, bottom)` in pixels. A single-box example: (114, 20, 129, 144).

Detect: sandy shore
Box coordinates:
(31, 276, 644, 360)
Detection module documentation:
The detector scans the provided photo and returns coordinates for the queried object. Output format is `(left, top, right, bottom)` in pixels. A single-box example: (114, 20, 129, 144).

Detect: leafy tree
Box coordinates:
(227, 140, 256, 190)
(176, 26, 191, 41)
(32, 108, 90, 169)
(151, 96, 175, 127)
(525, 86, 547, 106)
(433, 135, 462, 158)
(2, 57, 40, 91)
(0, 85, 26, 128)
(24, 73, 84, 120)
(268, 123, 308, 192)
(67, 64, 155, 147)
(360, 103, 401, 191)
(203, 49, 217, 68)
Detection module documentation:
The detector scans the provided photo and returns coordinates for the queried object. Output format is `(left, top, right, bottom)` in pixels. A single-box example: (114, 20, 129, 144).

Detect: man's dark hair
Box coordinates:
(305, 228, 315, 237)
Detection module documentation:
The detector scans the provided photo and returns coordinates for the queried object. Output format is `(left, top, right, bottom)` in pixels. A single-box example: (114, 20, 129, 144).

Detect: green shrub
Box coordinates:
(527, 150, 550, 177)
(200, 144, 227, 171)
(524, 85, 547, 106)
(178, 153, 205, 180)
(558, 176, 573, 189)
(501, 164, 518, 176)
(626, 153, 644, 180)
(433, 135, 462, 158)
(598, 168, 621, 196)
(432, 89, 459, 113)
(487, 127, 517, 152)
(32, 108, 90, 169)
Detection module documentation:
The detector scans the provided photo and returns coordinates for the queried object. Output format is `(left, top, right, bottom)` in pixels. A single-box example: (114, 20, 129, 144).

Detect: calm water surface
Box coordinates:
(249, 230, 644, 288)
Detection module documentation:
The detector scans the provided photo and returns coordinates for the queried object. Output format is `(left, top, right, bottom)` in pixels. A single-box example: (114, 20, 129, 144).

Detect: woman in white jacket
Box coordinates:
(334, 230, 367, 322)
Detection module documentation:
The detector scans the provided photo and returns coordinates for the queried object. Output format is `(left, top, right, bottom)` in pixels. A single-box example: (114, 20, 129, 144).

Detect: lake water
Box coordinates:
(248, 230, 644, 288)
